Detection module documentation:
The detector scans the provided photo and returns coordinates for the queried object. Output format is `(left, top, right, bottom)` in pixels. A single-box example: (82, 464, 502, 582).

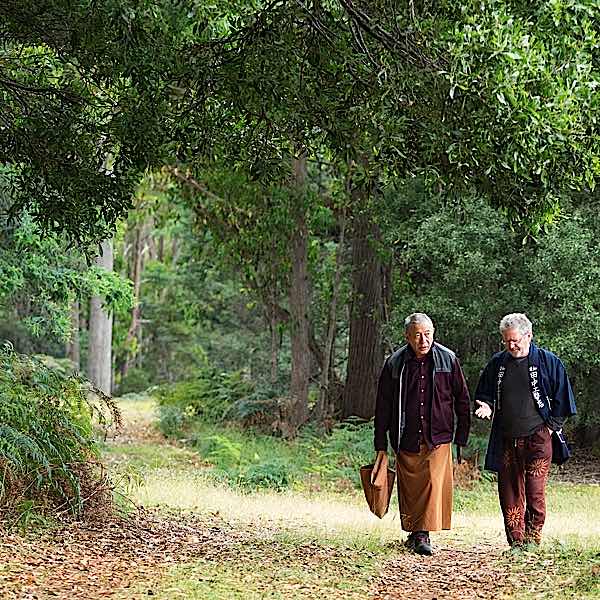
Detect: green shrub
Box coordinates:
(179, 418, 374, 493)
(237, 460, 291, 492)
(203, 434, 243, 466)
(302, 418, 374, 487)
(157, 404, 186, 438)
(117, 367, 153, 395)
(176, 414, 492, 495)
(163, 414, 375, 493)
(156, 368, 255, 435)
(461, 433, 489, 469)
(224, 382, 280, 428)
(181, 423, 300, 491)
(0, 346, 120, 523)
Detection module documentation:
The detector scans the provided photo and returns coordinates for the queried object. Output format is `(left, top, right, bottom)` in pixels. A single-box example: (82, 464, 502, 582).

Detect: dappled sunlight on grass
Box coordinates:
(103, 442, 203, 470)
(544, 483, 600, 547)
(453, 480, 600, 548)
(120, 463, 600, 552)
(114, 394, 157, 424)
(129, 467, 403, 548)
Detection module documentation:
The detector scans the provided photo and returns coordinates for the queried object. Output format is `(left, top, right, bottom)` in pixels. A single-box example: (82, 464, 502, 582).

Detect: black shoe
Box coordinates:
(406, 531, 433, 556)
(414, 533, 433, 556)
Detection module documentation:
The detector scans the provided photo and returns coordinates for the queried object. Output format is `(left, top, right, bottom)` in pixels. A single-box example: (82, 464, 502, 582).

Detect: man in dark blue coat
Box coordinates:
(475, 313, 576, 547)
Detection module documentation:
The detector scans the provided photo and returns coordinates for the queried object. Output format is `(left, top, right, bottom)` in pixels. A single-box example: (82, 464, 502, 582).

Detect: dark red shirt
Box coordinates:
(374, 342, 471, 453)
(400, 348, 433, 452)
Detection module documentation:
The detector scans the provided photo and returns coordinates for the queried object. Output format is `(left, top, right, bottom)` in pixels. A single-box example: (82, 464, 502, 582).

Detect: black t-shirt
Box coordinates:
(501, 355, 544, 438)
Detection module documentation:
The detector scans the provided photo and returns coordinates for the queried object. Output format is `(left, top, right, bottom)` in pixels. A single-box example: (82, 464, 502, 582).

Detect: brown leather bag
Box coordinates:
(359, 456, 396, 518)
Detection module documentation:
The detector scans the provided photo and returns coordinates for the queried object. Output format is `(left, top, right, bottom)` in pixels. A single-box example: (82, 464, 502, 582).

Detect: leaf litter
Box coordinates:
(370, 543, 516, 600)
(0, 507, 521, 599)
(1, 400, 592, 599)
(0, 508, 243, 599)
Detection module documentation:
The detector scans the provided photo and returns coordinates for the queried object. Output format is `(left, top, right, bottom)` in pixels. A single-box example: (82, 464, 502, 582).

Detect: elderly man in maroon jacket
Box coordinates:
(373, 313, 471, 555)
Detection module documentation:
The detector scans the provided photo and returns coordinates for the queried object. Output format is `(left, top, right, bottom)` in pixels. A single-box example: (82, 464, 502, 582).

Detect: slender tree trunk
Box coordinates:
(268, 236, 281, 385)
(381, 258, 394, 355)
(122, 225, 144, 379)
(317, 207, 347, 419)
(136, 325, 144, 369)
(65, 300, 80, 371)
(263, 295, 344, 403)
(87, 239, 114, 395)
(158, 235, 165, 262)
(270, 300, 279, 384)
(343, 208, 384, 419)
(146, 217, 157, 260)
(171, 238, 180, 267)
(284, 152, 311, 436)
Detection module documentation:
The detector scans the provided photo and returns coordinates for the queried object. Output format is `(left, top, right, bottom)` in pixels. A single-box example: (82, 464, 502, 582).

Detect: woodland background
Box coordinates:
(2, 0, 600, 527)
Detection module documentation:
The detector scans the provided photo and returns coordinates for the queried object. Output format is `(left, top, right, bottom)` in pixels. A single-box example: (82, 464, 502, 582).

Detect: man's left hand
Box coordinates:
(456, 445, 462, 464)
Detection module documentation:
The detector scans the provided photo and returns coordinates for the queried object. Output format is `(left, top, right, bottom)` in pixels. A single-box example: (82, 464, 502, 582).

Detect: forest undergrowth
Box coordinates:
(1, 396, 598, 599)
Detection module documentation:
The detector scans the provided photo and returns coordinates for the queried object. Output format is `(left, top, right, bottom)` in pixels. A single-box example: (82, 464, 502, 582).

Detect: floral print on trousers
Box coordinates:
(498, 425, 552, 545)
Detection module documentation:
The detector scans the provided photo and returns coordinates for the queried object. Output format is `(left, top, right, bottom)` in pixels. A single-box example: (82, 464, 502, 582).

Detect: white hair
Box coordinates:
(404, 312, 434, 332)
(499, 313, 532, 336)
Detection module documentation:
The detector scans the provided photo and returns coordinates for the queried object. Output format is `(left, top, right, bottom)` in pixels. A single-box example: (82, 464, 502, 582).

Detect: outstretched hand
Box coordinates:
(475, 400, 492, 419)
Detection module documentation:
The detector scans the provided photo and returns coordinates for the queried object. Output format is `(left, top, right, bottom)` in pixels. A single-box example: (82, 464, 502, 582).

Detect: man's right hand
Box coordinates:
(475, 400, 492, 419)
(372, 450, 387, 484)
(374, 450, 386, 469)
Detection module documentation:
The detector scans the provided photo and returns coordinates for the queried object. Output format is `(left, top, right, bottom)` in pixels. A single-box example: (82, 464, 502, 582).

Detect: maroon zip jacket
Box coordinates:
(374, 342, 471, 453)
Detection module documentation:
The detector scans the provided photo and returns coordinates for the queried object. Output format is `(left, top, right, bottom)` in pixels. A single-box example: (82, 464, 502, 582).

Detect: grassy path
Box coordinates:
(2, 397, 599, 599)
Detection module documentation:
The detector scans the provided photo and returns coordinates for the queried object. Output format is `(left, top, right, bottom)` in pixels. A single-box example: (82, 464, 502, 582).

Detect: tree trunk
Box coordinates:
(381, 258, 394, 355)
(343, 210, 384, 419)
(87, 239, 114, 395)
(157, 235, 165, 262)
(283, 153, 311, 436)
(121, 225, 144, 379)
(269, 299, 279, 384)
(65, 300, 80, 371)
(264, 297, 343, 403)
(316, 207, 347, 420)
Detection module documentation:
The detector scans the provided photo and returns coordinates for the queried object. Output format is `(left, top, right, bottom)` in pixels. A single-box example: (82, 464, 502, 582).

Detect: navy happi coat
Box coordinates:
(475, 342, 577, 472)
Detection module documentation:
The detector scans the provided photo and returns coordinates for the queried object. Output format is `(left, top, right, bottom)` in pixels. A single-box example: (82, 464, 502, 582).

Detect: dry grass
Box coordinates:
(107, 396, 600, 551)
(103, 396, 600, 600)
(125, 466, 600, 549)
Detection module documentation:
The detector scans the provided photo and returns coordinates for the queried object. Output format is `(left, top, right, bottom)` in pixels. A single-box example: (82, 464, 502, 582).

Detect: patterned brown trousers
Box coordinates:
(498, 425, 552, 545)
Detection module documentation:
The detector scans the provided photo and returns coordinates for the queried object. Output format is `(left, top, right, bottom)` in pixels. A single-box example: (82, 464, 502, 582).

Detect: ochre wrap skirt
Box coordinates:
(395, 442, 453, 532)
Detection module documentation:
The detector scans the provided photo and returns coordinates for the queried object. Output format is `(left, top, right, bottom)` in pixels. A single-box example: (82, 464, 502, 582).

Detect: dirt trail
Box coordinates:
(0, 401, 542, 599)
(1, 510, 239, 599)
(371, 544, 515, 600)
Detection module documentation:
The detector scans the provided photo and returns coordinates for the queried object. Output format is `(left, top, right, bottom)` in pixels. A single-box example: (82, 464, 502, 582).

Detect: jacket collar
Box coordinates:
(390, 341, 453, 378)
(499, 341, 539, 366)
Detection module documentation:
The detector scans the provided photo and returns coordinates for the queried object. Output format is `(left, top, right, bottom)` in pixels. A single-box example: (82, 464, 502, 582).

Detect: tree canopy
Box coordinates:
(0, 1, 190, 247)
(3, 0, 600, 440)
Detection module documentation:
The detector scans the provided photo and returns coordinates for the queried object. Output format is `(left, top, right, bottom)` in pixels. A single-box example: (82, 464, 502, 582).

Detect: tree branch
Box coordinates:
(338, 0, 448, 71)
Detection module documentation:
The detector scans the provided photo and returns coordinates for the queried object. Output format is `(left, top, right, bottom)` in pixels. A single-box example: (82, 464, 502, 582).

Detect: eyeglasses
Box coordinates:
(501, 333, 530, 346)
